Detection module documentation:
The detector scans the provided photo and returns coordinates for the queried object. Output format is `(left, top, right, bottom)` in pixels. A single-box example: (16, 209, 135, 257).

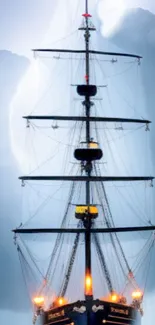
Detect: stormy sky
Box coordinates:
(1, 1, 155, 324)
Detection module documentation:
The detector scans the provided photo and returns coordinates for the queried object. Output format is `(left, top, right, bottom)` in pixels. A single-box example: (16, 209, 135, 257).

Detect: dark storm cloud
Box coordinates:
(110, 7, 155, 293)
(0, 50, 30, 310)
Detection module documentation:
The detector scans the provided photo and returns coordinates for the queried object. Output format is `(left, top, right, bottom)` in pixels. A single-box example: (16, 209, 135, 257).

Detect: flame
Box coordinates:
(33, 296, 44, 306)
(100, 293, 127, 305)
(85, 274, 93, 296)
(111, 293, 118, 302)
(55, 297, 68, 306)
(58, 298, 64, 305)
(85, 275, 92, 287)
(132, 291, 143, 299)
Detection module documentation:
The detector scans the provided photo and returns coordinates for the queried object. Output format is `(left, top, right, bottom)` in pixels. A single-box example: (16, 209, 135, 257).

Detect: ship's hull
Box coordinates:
(42, 300, 141, 325)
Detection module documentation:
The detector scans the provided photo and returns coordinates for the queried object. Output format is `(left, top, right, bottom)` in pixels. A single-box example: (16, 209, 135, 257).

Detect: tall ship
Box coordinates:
(13, 1, 155, 324)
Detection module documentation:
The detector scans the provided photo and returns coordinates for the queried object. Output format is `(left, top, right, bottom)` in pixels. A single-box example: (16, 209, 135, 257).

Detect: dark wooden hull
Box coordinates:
(42, 300, 141, 325)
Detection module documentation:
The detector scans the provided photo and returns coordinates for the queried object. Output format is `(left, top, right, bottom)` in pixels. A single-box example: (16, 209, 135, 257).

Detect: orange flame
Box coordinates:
(85, 274, 93, 296)
(132, 291, 143, 299)
(54, 297, 68, 306)
(33, 296, 44, 306)
(58, 298, 64, 305)
(111, 293, 118, 302)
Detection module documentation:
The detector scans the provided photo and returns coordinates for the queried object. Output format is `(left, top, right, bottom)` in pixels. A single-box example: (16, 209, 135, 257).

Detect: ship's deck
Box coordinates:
(44, 299, 141, 325)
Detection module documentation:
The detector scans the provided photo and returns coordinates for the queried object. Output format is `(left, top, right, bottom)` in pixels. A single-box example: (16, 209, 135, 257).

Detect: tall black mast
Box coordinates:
(84, 0, 92, 300)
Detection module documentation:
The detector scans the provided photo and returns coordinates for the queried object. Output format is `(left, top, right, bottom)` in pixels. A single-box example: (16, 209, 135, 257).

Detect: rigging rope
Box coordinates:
(17, 244, 41, 297)
(45, 182, 76, 282)
(59, 228, 81, 296)
(17, 245, 32, 305)
(93, 232, 113, 293)
(93, 165, 131, 285)
(94, 123, 132, 274)
(143, 236, 155, 297)
(20, 237, 44, 278)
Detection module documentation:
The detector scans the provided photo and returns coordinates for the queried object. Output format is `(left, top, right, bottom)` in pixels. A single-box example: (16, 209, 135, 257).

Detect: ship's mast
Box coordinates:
(13, 0, 155, 308)
(84, 0, 92, 299)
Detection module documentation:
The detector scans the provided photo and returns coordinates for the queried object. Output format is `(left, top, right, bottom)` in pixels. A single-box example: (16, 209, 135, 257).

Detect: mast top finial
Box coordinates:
(82, 13, 92, 18)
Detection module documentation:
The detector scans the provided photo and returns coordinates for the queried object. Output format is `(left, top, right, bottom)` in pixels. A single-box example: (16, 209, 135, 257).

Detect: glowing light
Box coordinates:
(85, 275, 92, 287)
(85, 274, 93, 296)
(100, 293, 125, 304)
(54, 297, 68, 306)
(58, 298, 64, 305)
(111, 294, 117, 302)
(132, 291, 143, 299)
(33, 296, 44, 306)
(110, 292, 119, 302)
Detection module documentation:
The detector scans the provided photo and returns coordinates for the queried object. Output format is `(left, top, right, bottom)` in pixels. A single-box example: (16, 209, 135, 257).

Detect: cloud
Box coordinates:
(0, 50, 30, 311)
(98, 0, 155, 37)
(110, 5, 155, 300)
